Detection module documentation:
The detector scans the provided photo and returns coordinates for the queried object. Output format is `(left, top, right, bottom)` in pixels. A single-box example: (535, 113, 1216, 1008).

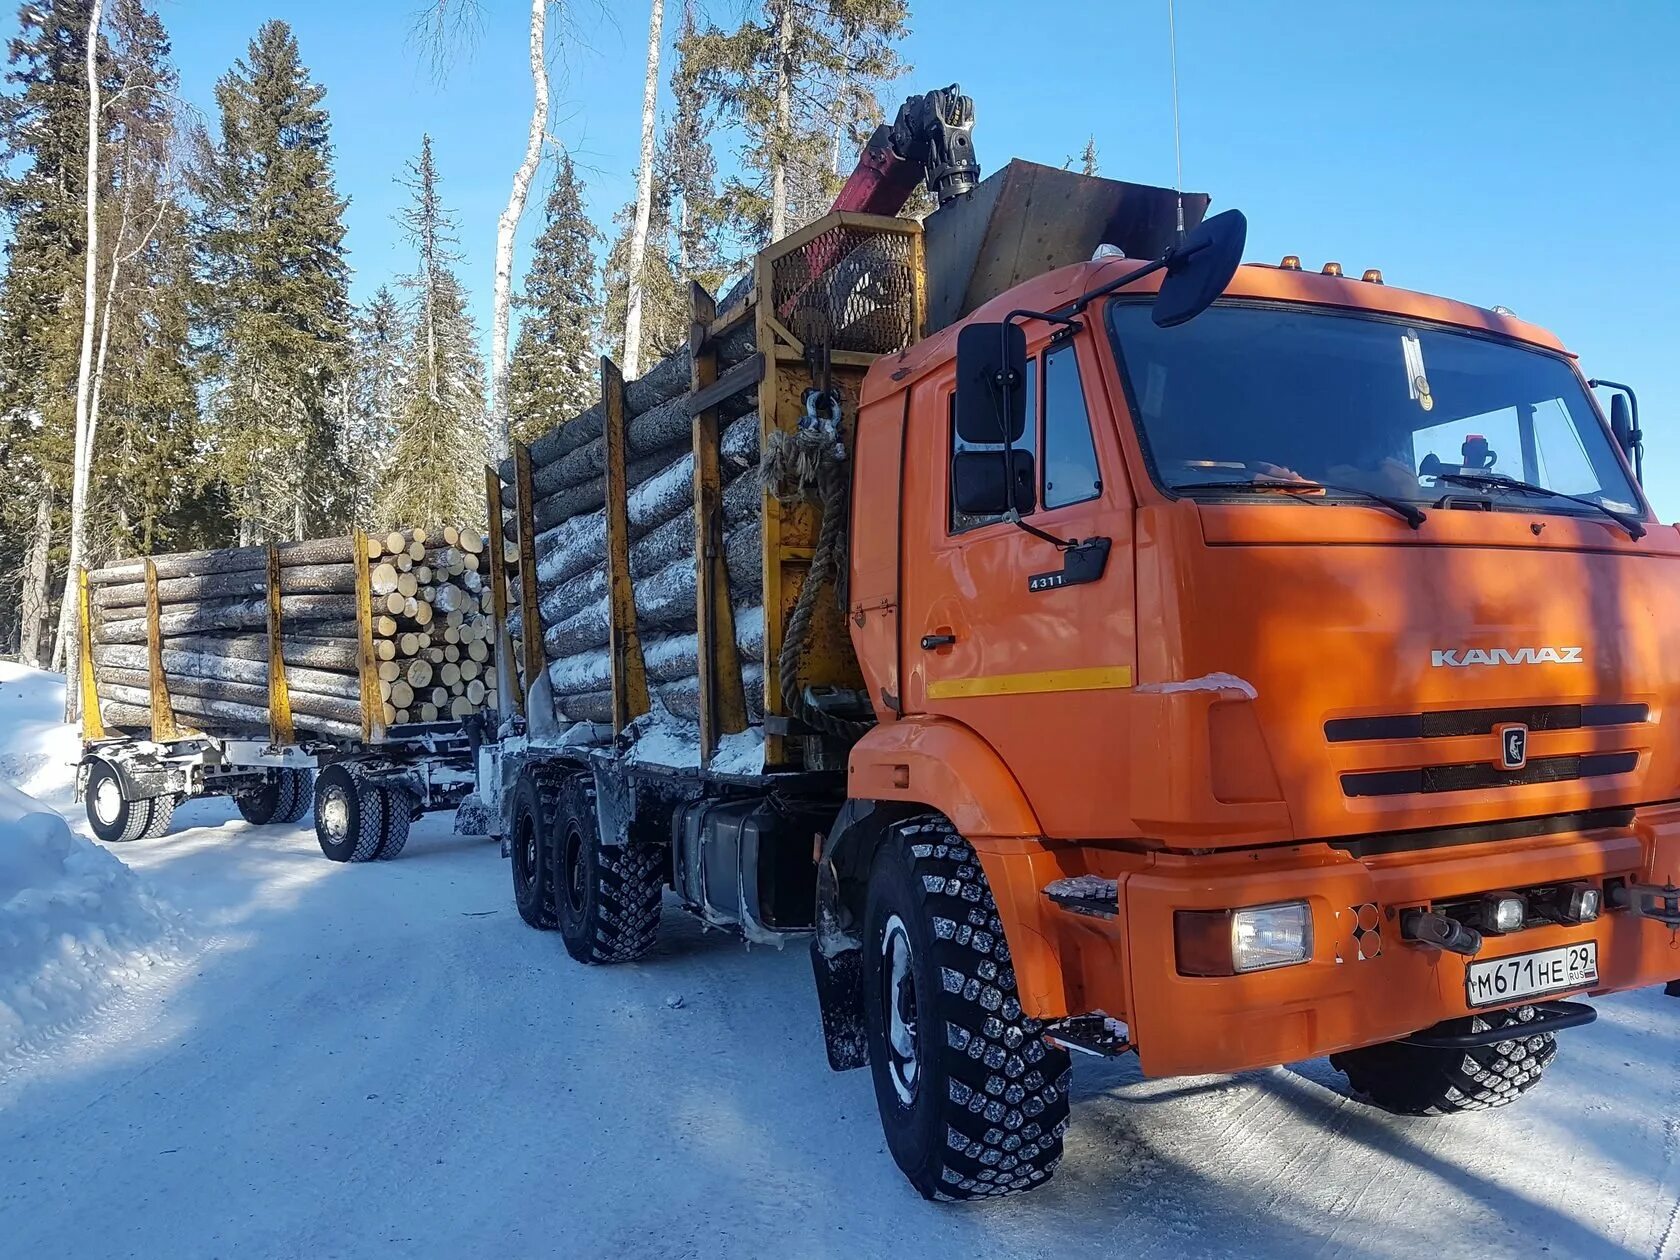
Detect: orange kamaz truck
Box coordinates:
(466, 88, 1680, 1200)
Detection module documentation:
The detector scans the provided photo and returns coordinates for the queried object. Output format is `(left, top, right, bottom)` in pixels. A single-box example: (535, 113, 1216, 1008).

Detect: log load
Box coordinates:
(86, 526, 499, 740)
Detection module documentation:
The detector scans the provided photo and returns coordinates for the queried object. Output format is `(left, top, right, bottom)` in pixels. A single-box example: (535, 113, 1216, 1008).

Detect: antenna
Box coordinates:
(1167, 0, 1186, 244)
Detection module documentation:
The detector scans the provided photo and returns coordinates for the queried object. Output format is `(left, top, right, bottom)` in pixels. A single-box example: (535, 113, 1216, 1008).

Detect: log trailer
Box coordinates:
(468, 85, 1680, 1200)
(75, 529, 490, 863)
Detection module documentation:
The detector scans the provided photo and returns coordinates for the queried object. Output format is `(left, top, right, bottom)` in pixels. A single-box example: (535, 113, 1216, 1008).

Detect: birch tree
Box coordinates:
(620, 0, 664, 378)
(51, 0, 103, 710)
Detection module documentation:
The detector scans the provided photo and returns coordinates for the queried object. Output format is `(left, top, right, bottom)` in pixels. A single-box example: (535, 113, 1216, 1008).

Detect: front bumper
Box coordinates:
(973, 802, 1680, 1078)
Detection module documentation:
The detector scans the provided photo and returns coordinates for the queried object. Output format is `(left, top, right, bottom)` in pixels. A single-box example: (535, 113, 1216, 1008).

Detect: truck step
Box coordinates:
(1043, 875, 1119, 919)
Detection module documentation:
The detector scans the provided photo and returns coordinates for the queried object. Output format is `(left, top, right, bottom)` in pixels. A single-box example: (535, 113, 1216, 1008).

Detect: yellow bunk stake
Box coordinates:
(266, 544, 294, 745)
(352, 527, 382, 742)
(485, 465, 520, 717)
(602, 356, 651, 736)
(689, 280, 748, 765)
(512, 442, 546, 714)
(145, 560, 189, 741)
(77, 565, 104, 740)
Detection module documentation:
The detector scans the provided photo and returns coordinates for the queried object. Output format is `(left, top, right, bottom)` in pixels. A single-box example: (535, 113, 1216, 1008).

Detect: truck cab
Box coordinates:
(841, 250, 1680, 1090)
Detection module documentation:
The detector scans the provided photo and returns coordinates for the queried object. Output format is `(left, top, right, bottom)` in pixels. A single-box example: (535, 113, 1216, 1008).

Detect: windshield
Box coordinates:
(1106, 301, 1643, 519)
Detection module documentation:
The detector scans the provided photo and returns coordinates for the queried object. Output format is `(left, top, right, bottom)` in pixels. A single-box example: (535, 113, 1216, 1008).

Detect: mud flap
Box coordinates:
(810, 939, 868, 1071)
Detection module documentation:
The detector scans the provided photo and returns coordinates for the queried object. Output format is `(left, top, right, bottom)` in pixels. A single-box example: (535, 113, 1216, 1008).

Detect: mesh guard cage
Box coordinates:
(769, 221, 920, 356)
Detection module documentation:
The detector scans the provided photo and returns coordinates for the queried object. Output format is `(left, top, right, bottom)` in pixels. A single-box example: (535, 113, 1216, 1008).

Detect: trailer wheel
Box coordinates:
(862, 816, 1071, 1201)
(554, 773, 662, 965)
(274, 770, 314, 825)
(511, 772, 560, 930)
(313, 764, 386, 863)
(85, 760, 153, 844)
(139, 792, 182, 840)
(1331, 1006, 1559, 1115)
(376, 787, 415, 861)
(233, 774, 285, 825)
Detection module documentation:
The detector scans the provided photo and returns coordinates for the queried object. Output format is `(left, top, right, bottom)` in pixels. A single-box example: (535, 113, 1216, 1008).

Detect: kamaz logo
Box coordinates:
(1430, 647, 1584, 668)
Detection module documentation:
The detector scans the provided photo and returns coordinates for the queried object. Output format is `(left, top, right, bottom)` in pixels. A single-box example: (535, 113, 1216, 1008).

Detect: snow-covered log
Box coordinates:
(96, 594, 359, 644)
(160, 630, 360, 673)
(94, 671, 362, 726)
(87, 536, 355, 586)
(91, 562, 358, 611)
(91, 644, 359, 698)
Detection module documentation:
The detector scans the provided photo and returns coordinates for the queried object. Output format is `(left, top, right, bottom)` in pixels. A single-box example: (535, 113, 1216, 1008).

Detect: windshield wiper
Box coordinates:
(1173, 477, 1426, 530)
(1430, 472, 1645, 540)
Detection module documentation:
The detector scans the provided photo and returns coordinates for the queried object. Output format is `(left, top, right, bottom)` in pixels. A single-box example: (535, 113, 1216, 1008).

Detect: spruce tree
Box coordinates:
(663, 0, 730, 291)
(378, 136, 486, 530)
(192, 19, 351, 544)
(338, 286, 407, 530)
(506, 154, 600, 443)
(603, 171, 685, 372)
(682, 0, 908, 246)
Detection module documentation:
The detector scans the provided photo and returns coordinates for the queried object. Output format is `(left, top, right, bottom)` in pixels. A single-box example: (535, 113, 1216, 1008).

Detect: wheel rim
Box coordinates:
(561, 822, 587, 916)
(92, 776, 122, 826)
(514, 815, 537, 895)
(320, 786, 349, 841)
(881, 914, 920, 1106)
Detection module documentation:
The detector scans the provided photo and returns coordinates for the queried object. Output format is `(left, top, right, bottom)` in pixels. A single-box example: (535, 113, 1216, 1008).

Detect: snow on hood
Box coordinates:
(0, 783, 182, 1061)
(1133, 672, 1259, 700)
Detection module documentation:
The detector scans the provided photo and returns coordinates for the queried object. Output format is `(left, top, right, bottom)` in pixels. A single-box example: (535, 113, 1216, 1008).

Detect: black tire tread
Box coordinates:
(894, 816, 1071, 1201)
(376, 786, 415, 860)
(347, 776, 386, 863)
(558, 774, 662, 965)
(1331, 1005, 1558, 1115)
(275, 770, 314, 825)
(512, 770, 564, 930)
(139, 793, 179, 840)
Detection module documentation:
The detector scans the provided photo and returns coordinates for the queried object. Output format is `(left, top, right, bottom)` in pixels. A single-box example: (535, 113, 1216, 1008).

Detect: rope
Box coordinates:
(761, 404, 873, 741)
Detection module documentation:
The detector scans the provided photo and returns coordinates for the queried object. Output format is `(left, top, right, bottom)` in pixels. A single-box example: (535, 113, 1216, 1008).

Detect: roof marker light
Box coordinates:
(1362, 269, 1384, 284)
(1279, 255, 1301, 270)
(1321, 262, 1343, 277)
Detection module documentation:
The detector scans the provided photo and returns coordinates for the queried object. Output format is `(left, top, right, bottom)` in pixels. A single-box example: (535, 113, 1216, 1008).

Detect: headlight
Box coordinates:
(1175, 901, 1314, 976)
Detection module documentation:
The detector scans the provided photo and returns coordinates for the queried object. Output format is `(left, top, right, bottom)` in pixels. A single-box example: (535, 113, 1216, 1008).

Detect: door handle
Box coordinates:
(920, 633, 957, 650)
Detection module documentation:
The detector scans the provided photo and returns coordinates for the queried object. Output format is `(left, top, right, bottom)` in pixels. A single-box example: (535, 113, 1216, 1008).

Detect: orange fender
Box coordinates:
(847, 715, 1041, 839)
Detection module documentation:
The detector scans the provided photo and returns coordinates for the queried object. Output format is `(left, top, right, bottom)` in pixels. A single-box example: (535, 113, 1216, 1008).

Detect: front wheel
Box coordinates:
(862, 817, 1071, 1201)
(1331, 1005, 1558, 1115)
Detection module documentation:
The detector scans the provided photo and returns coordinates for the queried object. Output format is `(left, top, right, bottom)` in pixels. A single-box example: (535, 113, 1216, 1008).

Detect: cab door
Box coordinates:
(899, 328, 1138, 840)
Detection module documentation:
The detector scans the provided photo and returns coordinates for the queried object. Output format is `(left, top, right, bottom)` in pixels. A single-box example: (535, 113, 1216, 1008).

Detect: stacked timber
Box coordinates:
(86, 526, 498, 741)
(364, 526, 500, 725)
(496, 321, 767, 726)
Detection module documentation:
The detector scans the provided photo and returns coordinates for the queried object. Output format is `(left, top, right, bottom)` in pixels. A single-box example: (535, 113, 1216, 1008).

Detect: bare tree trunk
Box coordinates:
(770, 0, 793, 242)
(19, 485, 53, 667)
(52, 0, 106, 715)
(621, 0, 665, 379)
(831, 31, 853, 176)
(489, 0, 549, 459)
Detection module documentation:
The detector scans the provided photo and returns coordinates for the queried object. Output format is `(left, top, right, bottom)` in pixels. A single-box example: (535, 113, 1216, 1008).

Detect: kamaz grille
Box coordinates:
(1341, 752, 1639, 798)
(1326, 703, 1648, 744)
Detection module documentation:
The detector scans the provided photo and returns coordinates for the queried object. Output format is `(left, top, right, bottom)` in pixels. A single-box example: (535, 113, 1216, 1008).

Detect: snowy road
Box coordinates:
(3, 794, 1679, 1258)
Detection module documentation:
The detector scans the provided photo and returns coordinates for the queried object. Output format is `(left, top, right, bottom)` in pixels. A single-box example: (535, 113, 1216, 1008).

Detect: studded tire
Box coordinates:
(313, 764, 386, 864)
(138, 792, 181, 840)
(1331, 1004, 1558, 1115)
(862, 815, 1071, 1201)
(554, 773, 662, 965)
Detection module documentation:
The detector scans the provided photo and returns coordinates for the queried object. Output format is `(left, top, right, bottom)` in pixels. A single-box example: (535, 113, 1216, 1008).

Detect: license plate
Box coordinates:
(1466, 941, 1598, 1008)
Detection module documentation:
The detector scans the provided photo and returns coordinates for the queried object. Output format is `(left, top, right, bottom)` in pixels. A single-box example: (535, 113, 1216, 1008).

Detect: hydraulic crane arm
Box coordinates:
(831, 85, 980, 216)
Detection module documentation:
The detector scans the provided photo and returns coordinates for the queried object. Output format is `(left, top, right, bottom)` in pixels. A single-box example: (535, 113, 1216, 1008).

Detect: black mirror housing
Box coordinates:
(1611, 393, 1634, 456)
(955, 322, 1027, 443)
(953, 449, 1036, 518)
(1153, 208, 1247, 328)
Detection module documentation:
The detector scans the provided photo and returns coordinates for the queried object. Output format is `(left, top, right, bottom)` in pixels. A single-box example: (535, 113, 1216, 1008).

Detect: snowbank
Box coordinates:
(0, 782, 181, 1061)
(0, 662, 83, 801)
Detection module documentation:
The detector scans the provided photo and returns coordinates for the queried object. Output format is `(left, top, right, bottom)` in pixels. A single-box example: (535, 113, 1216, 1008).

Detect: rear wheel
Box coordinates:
(139, 792, 181, 840)
(862, 816, 1071, 1201)
(274, 769, 314, 824)
(376, 786, 414, 860)
(313, 765, 385, 863)
(1331, 1005, 1559, 1115)
(85, 761, 152, 844)
(554, 773, 662, 965)
(233, 774, 285, 825)
(511, 772, 559, 930)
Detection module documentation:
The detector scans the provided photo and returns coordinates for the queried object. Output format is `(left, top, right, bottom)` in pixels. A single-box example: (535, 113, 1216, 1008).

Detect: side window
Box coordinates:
(948, 357, 1037, 533)
(1042, 342, 1102, 509)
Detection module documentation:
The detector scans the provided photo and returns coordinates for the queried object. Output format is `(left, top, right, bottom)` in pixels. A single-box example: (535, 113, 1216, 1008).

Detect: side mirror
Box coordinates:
(1611, 393, 1634, 457)
(1152, 209, 1248, 328)
(954, 322, 1027, 443)
(953, 449, 1036, 518)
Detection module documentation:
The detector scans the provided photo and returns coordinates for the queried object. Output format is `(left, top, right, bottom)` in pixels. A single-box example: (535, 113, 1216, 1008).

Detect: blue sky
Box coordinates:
(42, 1, 1680, 513)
